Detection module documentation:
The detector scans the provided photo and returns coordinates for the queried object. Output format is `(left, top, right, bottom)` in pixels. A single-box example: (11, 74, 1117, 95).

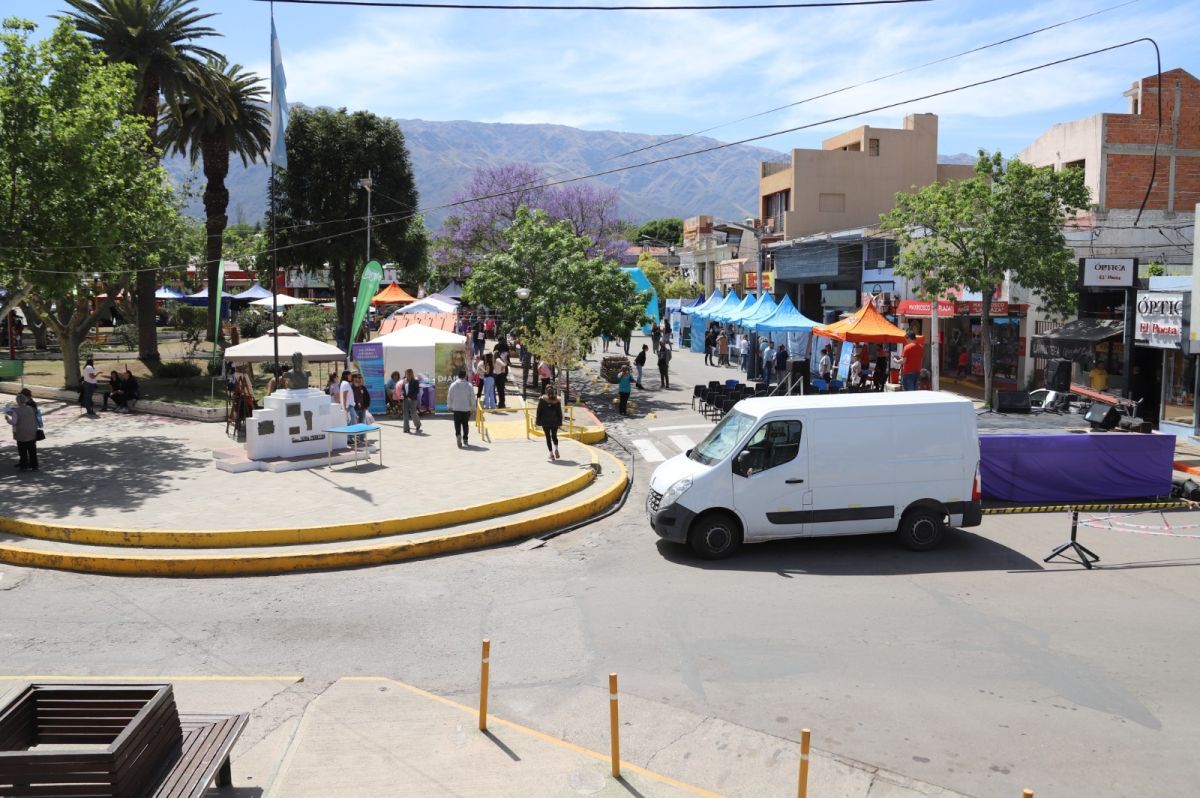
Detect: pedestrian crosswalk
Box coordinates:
(627, 423, 714, 463)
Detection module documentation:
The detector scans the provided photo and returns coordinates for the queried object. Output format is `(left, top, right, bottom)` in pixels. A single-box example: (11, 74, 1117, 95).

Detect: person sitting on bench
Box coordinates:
(122, 368, 140, 411)
(102, 370, 127, 411)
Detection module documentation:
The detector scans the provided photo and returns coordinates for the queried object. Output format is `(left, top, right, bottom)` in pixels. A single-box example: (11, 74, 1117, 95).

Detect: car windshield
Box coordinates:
(689, 411, 755, 466)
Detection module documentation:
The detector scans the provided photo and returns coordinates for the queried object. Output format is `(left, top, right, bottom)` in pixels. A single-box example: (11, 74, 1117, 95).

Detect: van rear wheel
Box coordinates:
(689, 512, 742, 560)
(898, 507, 946, 551)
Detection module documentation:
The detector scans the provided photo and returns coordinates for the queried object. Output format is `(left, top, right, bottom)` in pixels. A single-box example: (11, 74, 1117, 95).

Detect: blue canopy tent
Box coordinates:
(232, 282, 272, 301)
(621, 267, 660, 333)
(753, 295, 820, 363)
(689, 292, 737, 352)
(710, 292, 755, 324)
(727, 292, 772, 327)
(738, 292, 777, 327)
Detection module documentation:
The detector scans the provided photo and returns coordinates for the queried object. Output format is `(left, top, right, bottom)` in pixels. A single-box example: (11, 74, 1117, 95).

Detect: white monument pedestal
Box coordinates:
(245, 388, 346, 460)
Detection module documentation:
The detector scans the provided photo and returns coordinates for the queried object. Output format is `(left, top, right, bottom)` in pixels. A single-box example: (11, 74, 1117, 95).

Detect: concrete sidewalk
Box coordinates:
(0, 674, 967, 797)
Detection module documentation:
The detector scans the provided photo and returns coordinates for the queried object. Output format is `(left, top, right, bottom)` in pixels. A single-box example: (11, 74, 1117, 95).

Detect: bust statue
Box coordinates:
(290, 352, 309, 389)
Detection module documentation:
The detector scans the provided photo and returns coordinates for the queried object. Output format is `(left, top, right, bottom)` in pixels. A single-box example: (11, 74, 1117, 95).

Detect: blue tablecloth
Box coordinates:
(980, 431, 1175, 502)
(323, 423, 380, 435)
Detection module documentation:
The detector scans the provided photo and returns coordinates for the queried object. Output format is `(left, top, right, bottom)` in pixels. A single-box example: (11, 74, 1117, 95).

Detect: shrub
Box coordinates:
(157, 361, 202, 379)
(77, 341, 98, 360)
(113, 324, 138, 350)
(236, 309, 270, 338)
(285, 305, 329, 341)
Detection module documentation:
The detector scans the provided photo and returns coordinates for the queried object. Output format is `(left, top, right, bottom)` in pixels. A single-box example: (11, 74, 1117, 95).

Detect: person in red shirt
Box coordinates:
(901, 330, 924, 391)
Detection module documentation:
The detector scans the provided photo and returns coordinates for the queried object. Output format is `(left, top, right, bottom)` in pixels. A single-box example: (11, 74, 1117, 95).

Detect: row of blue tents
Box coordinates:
(680, 290, 821, 357)
(154, 282, 276, 304)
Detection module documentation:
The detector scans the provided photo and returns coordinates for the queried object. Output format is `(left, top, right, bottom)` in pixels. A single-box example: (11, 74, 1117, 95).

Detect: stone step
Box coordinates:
(0, 451, 628, 577)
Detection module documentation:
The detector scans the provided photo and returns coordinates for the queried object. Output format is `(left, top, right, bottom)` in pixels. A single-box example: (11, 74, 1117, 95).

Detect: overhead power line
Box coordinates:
(256, 0, 930, 10)
(9, 38, 1164, 275)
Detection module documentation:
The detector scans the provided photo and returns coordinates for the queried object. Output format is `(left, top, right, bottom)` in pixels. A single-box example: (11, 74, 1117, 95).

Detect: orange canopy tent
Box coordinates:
(371, 282, 416, 306)
(814, 302, 912, 344)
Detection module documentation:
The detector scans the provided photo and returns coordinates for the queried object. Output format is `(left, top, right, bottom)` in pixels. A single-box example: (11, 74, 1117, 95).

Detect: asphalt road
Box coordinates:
(2, 334, 1199, 796)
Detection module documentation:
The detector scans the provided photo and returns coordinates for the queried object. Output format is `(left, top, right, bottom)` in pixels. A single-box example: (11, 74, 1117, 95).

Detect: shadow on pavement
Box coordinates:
(655, 528, 1041, 576)
(0, 435, 209, 520)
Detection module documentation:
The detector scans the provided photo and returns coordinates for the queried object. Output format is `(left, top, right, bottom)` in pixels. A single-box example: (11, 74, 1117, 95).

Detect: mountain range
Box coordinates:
(166, 116, 980, 230)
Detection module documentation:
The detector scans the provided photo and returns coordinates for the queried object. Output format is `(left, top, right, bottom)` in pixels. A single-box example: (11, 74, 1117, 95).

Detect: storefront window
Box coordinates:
(1162, 349, 1195, 427)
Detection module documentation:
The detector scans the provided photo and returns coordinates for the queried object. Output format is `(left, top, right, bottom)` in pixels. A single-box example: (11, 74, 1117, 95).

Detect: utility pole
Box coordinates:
(355, 172, 374, 264)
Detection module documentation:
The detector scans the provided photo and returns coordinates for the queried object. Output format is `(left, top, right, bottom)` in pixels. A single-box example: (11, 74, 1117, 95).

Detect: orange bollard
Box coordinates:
(609, 673, 620, 778)
(796, 728, 811, 798)
(478, 639, 490, 731)
(1022, 791, 1034, 798)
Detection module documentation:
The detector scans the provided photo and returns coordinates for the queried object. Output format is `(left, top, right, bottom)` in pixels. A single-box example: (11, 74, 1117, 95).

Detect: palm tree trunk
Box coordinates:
(202, 136, 230, 344)
(136, 76, 163, 368)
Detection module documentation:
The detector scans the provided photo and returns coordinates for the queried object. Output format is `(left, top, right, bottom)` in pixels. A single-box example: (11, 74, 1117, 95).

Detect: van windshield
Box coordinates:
(689, 411, 755, 466)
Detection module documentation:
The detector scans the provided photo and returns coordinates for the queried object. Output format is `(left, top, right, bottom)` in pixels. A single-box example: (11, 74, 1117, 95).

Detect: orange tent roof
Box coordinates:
(376, 313, 459, 335)
(814, 302, 910, 344)
(371, 282, 416, 305)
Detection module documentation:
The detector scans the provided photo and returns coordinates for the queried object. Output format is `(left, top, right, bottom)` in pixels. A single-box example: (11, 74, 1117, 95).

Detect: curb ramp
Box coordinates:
(0, 447, 627, 577)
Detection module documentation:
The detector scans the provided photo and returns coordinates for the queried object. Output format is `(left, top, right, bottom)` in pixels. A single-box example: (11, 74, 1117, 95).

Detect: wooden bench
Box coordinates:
(0, 683, 247, 798)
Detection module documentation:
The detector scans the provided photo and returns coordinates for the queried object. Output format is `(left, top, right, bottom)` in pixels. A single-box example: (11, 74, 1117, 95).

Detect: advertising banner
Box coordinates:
(744, 271, 775, 292)
(350, 260, 384, 344)
(1135, 291, 1183, 350)
(433, 342, 469, 410)
(351, 341, 387, 415)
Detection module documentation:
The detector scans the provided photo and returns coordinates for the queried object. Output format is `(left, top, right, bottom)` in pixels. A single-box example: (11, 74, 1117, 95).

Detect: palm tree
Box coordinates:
(163, 59, 269, 344)
(61, 0, 223, 367)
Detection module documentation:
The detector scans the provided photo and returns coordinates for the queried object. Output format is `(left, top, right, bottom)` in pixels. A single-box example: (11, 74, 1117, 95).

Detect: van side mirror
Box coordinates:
(734, 450, 751, 477)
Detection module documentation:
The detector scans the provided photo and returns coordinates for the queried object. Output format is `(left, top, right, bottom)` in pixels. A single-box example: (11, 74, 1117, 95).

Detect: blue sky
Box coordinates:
(21, 0, 1200, 158)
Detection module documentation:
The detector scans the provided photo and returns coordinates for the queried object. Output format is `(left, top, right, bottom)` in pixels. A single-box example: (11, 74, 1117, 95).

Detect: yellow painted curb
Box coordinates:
(0, 457, 596, 549)
(0, 449, 628, 577)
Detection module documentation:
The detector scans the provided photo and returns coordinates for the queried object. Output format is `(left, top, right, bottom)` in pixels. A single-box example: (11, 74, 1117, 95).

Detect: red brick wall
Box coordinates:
(1104, 69, 1200, 211)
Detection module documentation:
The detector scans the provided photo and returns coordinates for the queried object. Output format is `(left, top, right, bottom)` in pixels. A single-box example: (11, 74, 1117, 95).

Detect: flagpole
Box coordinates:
(270, 1, 280, 386)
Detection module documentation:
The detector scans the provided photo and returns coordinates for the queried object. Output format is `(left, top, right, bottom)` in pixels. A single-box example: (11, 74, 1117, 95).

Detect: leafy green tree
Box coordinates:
(635, 217, 683, 246)
(636, 252, 668, 300)
(162, 58, 269, 343)
(664, 277, 703, 300)
(880, 150, 1088, 402)
(0, 18, 181, 387)
(61, 0, 222, 367)
(276, 106, 422, 341)
(284, 304, 329, 342)
(523, 306, 595, 400)
(222, 223, 266, 274)
(463, 207, 649, 341)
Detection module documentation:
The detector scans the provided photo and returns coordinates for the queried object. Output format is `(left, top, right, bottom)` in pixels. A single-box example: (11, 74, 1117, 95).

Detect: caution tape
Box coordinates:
(982, 501, 1191, 515)
(1081, 522, 1200, 540)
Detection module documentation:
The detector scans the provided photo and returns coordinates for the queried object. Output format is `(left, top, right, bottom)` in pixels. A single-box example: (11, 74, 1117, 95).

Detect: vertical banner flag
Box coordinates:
(350, 260, 384, 346)
(351, 341, 387, 415)
(270, 19, 289, 170)
(211, 262, 225, 365)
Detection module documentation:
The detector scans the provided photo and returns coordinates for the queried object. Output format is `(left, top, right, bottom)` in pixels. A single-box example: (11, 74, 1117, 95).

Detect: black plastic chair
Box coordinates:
(691, 384, 705, 410)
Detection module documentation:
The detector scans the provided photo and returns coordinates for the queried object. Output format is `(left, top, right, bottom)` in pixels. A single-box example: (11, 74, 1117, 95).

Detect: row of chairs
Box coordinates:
(692, 380, 774, 420)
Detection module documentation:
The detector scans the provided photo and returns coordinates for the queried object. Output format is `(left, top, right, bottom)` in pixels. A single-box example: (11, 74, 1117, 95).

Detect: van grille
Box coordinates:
(647, 488, 663, 513)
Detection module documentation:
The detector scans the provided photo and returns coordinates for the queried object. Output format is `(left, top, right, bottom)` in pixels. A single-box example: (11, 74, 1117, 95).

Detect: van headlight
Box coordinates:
(660, 477, 692, 509)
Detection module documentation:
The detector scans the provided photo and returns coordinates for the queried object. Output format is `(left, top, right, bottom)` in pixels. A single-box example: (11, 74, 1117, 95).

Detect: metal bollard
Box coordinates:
(797, 728, 811, 798)
(478, 639, 490, 731)
(609, 673, 620, 778)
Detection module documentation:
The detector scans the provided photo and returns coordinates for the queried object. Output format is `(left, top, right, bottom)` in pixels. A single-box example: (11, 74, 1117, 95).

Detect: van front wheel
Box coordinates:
(898, 507, 946, 551)
(689, 512, 742, 559)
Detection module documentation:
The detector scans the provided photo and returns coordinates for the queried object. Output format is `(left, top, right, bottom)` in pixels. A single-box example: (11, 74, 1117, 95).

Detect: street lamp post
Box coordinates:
(516, 286, 531, 398)
(354, 172, 374, 264)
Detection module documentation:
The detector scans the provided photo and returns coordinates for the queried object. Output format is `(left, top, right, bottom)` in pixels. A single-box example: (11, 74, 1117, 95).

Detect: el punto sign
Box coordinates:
(1081, 257, 1136, 287)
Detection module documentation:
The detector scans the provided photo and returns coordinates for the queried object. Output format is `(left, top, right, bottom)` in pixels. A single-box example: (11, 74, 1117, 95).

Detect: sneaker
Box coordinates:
(553, 448, 560, 459)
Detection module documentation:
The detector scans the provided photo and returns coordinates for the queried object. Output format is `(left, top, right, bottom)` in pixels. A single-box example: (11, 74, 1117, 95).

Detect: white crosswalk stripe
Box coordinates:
(631, 438, 668, 463)
(668, 434, 696, 453)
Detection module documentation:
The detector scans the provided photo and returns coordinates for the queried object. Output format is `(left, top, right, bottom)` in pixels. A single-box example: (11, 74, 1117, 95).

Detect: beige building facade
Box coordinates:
(760, 113, 972, 239)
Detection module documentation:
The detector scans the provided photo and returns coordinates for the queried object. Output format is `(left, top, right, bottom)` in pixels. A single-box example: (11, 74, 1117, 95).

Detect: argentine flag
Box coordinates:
(269, 19, 288, 170)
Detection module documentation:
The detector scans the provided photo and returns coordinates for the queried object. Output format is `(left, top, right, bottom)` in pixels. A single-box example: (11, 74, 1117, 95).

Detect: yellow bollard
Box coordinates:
(796, 728, 811, 798)
(609, 673, 620, 778)
(478, 639, 490, 731)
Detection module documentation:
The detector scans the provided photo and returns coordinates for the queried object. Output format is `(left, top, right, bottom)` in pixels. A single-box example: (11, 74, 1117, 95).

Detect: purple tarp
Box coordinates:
(980, 432, 1175, 502)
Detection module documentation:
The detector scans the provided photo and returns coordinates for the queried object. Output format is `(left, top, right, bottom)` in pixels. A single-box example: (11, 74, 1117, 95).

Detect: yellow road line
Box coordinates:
(344, 676, 724, 797)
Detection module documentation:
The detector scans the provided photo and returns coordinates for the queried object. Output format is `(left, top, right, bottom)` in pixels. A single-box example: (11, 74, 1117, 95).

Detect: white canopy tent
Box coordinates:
(249, 294, 313, 307)
(223, 325, 346, 364)
(391, 296, 457, 315)
(375, 324, 467, 383)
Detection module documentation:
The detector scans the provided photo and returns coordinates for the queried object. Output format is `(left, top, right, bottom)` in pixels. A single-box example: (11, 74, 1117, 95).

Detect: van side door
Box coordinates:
(731, 418, 809, 540)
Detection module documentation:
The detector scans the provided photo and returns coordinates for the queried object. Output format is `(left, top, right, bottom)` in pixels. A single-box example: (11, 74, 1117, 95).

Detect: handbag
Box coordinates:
(363, 410, 375, 425)
(35, 429, 46, 441)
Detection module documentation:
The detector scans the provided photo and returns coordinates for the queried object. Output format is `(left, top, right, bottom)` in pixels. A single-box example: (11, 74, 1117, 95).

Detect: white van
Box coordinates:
(647, 392, 982, 558)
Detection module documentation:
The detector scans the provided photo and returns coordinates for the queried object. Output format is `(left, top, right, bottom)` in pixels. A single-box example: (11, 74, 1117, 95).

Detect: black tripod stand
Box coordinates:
(1044, 509, 1100, 569)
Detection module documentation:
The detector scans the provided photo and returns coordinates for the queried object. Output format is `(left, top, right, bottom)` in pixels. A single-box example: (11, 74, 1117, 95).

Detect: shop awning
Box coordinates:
(1030, 318, 1124, 360)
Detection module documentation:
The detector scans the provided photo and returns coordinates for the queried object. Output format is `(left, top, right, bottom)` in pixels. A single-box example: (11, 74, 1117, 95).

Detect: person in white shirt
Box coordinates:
(81, 357, 99, 417)
(338, 370, 354, 423)
(739, 336, 750, 372)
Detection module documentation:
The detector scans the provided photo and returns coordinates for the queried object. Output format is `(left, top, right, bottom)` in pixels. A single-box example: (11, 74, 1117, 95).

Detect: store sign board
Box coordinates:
(1081, 257, 1135, 287)
(718, 262, 741, 281)
(1135, 291, 1183, 349)
(744, 271, 775, 291)
(896, 299, 955, 317)
(961, 301, 1010, 316)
